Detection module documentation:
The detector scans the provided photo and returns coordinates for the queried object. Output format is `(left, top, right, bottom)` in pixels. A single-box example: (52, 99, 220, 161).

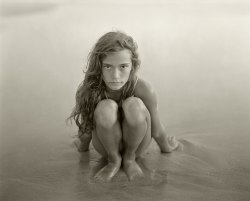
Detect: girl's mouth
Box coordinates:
(109, 82, 123, 85)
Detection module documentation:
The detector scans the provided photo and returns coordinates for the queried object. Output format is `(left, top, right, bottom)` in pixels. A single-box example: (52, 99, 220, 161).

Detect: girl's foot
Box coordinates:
(123, 160, 144, 181)
(94, 160, 121, 182)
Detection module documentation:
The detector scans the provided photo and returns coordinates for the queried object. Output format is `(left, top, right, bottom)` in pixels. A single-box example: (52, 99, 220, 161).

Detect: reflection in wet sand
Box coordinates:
(85, 150, 168, 186)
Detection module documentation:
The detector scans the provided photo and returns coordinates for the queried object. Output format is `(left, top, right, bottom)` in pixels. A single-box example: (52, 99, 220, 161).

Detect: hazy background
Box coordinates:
(1, 0, 250, 200)
(1, 0, 250, 136)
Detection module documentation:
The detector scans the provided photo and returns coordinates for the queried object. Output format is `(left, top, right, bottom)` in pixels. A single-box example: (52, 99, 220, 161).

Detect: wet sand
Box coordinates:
(1, 1, 250, 201)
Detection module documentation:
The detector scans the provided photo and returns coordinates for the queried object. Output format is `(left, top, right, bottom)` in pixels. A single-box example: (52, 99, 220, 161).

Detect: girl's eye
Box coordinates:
(103, 65, 111, 69)
(120, 65, 127, 69)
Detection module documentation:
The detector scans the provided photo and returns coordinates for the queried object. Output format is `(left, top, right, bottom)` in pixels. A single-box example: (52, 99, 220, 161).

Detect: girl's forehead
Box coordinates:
(102, 49, 132, 64)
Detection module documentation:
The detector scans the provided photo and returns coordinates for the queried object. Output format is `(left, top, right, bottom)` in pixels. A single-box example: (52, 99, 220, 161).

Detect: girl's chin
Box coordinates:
(106, 83, 125, 91)
(107, 86, 123, 91)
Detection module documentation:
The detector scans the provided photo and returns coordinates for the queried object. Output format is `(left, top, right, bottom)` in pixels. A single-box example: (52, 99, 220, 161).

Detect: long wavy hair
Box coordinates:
(68, 31, 141, 138)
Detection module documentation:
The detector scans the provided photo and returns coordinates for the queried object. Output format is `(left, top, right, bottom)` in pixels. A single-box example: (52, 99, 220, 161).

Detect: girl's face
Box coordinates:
(102, 49, 132, 91)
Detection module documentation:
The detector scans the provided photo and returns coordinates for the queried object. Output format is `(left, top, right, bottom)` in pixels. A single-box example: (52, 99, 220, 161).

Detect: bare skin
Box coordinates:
(94, 159, 121, 182)
(158, 135, 179, 153)
(75, 78, 180, 181)
(123, 160, 144, 180)
(74, 132, 92, 152)
(74, 132, 178, 153)
(91, 97, 151, 182)
(121, 98, 151, 180)
(133, 78, 179, 153)
(75, 133, 179, 154)
(74, 50, 179, 181)
(91, 100, 123, 182)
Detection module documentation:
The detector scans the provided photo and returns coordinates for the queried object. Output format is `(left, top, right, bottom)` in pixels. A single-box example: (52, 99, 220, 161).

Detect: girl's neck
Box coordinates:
(105, 87, 123, 99)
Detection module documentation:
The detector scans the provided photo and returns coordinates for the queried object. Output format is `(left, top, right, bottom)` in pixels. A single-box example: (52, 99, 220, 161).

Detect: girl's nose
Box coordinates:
(112, 68, 120, 79)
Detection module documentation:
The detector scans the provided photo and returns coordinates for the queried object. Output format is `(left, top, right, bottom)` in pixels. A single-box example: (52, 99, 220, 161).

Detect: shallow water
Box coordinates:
(1, 1, 250, 201)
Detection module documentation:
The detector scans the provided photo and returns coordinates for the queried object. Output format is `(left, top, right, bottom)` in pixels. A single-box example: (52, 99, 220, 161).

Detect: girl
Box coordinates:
(69, 31, 179, 182)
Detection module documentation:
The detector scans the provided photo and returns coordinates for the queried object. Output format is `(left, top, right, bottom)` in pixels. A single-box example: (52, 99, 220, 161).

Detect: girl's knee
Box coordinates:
(122, 97, 148, 126)
(94, 99, 118, 128)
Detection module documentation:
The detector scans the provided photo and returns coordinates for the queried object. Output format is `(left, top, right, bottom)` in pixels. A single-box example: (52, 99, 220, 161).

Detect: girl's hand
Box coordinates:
(74, 132, 92, 152)
(155, 135, 179, 153)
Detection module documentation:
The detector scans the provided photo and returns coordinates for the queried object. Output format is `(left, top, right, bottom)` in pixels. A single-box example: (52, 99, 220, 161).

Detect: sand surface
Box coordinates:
(1, 1, 250, 201)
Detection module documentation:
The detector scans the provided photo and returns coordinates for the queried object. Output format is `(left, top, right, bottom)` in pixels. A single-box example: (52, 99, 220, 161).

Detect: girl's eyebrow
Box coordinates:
(103, 63, 130, 66)
(119, 63, 130, 66)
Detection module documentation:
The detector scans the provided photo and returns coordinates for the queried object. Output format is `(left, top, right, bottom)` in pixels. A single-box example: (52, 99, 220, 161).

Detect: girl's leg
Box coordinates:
(92, 99, 122, 181)
(122, 97, 151, 180)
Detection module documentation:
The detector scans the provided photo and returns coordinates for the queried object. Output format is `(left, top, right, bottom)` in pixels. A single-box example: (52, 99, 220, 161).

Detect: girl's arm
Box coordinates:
(135, 79, 178, 153)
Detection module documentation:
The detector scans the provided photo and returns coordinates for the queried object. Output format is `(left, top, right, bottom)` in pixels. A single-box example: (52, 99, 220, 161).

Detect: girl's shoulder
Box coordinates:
(134, 78, 157, 101)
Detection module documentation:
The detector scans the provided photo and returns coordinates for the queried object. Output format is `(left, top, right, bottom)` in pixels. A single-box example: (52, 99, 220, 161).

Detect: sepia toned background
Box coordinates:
(1, 0, 250, 200)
